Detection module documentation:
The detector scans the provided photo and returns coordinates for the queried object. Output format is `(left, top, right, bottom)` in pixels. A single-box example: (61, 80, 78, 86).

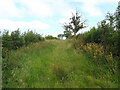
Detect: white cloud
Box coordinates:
(0, 0, 73, 19)
(74, 0, 119, 5)
(63, 9, 76, 18)
(0, 0, 73, 36)
(0, 0, 119, 36)
(82, 4, 102, 17)
(59, 18, 68, 25)
(0, 0, 23, 18)
(74, 0, 102, 17)
(43, 0, 72, 16)
(0, 0, 119, 18)
(58, 9, 76, 25)
(74, 0, 119, 17)
(0, 19, 50, 31)
(0, 0, 53, 18)
(95, 0, 119, 3)
(16, 0, 53, 17)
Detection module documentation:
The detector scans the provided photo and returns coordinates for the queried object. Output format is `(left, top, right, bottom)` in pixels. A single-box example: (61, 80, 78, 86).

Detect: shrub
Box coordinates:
(2, 30, 12, 50)
(10, 30, 24, 50)
(2, 29, 44, 58)
(23, 30, 44, 46)
(72, 39, 117, 74)
(45, 35, 58, 40)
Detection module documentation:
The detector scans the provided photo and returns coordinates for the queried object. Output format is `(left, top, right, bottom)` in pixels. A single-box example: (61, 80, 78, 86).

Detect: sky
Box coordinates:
(0, 0, 119, 37)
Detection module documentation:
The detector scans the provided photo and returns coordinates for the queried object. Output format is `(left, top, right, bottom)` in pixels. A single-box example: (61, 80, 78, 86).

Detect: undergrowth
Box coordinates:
(2, 40, 118, 88)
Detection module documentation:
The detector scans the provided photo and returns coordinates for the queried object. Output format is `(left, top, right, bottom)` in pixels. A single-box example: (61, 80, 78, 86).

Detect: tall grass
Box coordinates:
(3, 40, 118, 88)
(72, 39, 118, 86)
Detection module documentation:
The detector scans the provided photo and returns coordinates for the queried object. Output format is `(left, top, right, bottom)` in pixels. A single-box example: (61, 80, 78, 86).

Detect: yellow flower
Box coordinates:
(93, 55, 96, 59)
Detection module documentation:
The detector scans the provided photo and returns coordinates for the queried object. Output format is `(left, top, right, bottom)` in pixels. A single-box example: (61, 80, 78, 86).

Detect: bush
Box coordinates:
(23, 30, 44, 46)
(2, 30, 12, 50)
(2, 29, 44, 58)
(72, 39, 117, 74)
(76, 21, 119, 58)
(10, 30, 24, 50)
(45, 35, 58, 40)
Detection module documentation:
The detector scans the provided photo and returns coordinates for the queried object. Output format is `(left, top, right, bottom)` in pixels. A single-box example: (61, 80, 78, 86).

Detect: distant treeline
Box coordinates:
(1, 29, 58, 58)
(45, 35, 58, 40)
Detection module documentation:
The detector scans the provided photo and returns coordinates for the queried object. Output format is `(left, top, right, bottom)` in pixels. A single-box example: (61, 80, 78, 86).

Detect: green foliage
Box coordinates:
(70, 11, 86, 36)
(2, 1, 120, 88)
(106, 12, 115, 27)
(115, 1, 120, 31)
(76, 2, 120, 57)
(11, 29, 24, 49)
(2, 29, 44, 58)
(45, 35, 57, 40)
(3, 40, 118, 88)
(115, 1, 120, 57)
(63, 11, 86, 37)
(63, 30, 72, 39)
(23, 30, 43, 46)
(2, 30, 12, 50)
(73, 3, 119, 87)
(52, 65, 68, 83)
(58, 34, 64, 39)
(76, 10, 119, 57)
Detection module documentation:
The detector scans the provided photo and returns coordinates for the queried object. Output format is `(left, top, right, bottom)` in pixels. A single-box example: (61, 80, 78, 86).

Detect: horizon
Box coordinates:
(0, 0, 119, 37)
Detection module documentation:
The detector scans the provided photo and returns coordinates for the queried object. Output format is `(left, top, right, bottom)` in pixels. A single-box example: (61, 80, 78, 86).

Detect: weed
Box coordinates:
(3, 40, 118, 88)
(52, 65, 68, 83)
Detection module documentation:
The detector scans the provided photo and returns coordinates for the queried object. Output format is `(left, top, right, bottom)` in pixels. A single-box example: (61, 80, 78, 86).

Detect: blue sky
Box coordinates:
(0, 0, 119, 37)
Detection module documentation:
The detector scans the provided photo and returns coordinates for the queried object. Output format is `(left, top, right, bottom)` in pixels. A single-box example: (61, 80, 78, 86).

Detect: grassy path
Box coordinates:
(5, 40, 117, 88)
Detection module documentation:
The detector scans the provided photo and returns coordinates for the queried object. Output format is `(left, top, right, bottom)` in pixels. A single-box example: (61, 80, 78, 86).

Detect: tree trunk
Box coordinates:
(74, 32, 76, 37)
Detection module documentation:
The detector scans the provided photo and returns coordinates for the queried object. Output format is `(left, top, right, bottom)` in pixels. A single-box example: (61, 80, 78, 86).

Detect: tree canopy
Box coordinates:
(63, 11, 86, 37)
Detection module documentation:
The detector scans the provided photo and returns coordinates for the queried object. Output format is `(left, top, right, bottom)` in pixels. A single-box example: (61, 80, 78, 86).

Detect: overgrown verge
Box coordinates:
(71, 39, 118, 86)
(2, 41, 54, 88)
(71, 3, 120, 86)
(2, 29, 44, 87)
(2, 29, 45, 58)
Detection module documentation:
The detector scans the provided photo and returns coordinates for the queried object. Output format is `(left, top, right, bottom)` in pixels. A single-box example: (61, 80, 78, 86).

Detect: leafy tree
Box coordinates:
(115, 1, 120, 31)
(63, 11, 86, 37)
(63, 30, 72, 39)
(77, 11, 119, 56)
(114, 1, 120, 56)
(2, 30, 11, 58)
(58, 34, 64, 39)
(70, 11, 86, 37)
(106, 12, 115, 28)
(63, 23, 72, 39)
